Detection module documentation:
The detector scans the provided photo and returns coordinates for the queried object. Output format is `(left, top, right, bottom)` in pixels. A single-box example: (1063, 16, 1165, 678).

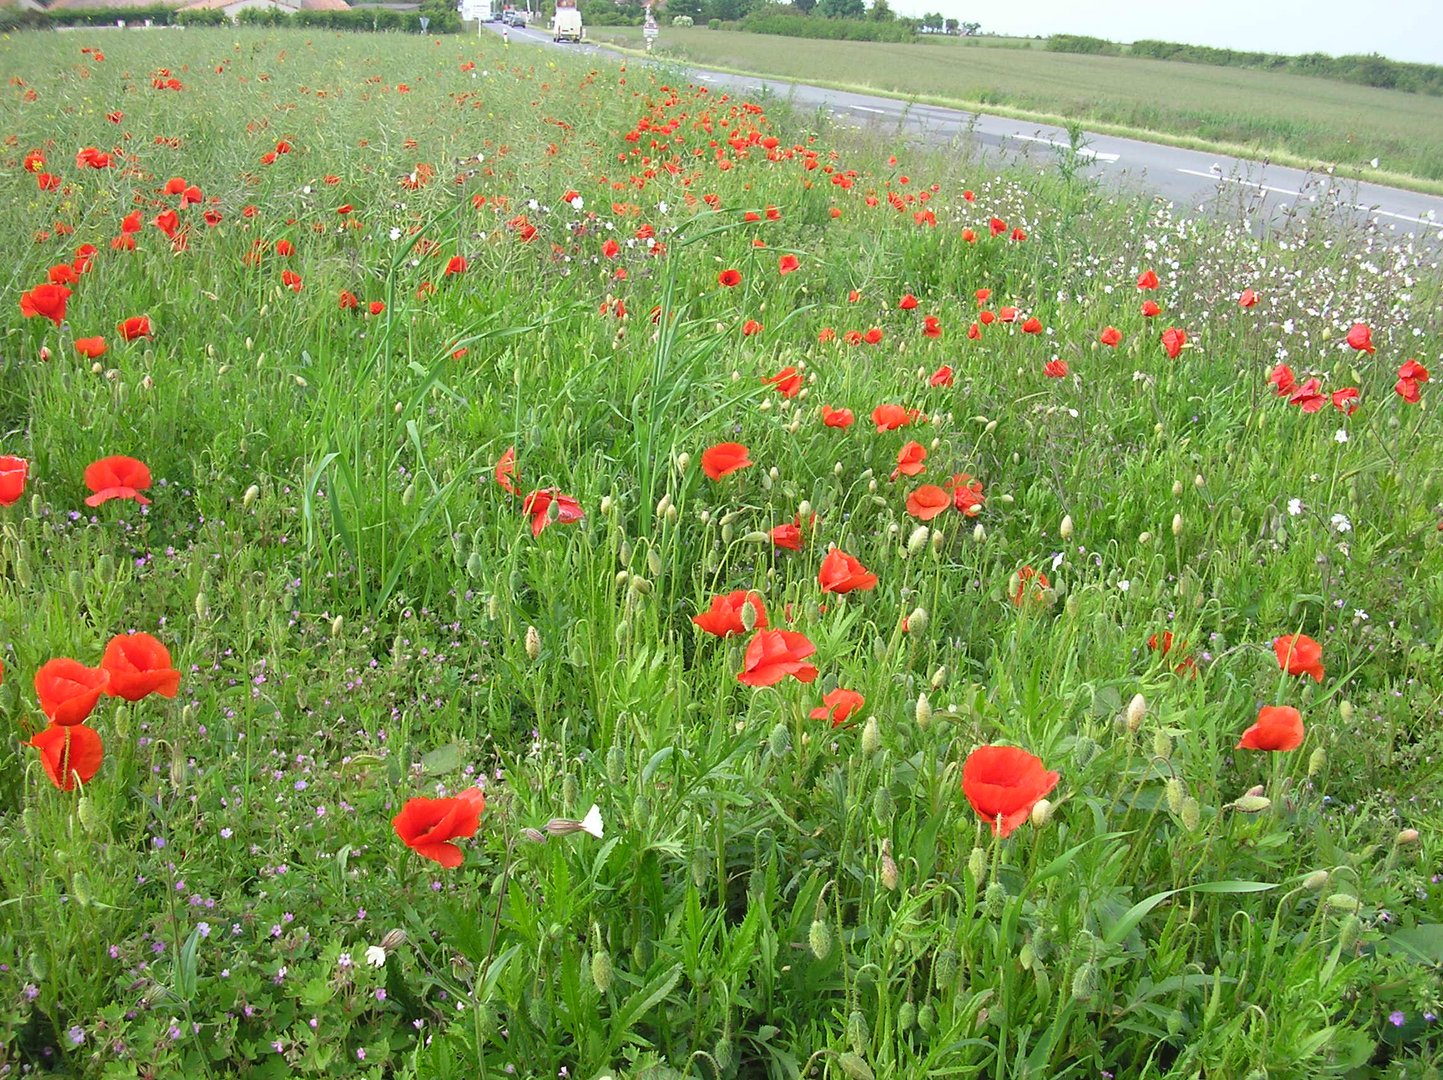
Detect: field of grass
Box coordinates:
(589, 26, 1443, 186)
(3, 25, 1443, 1079)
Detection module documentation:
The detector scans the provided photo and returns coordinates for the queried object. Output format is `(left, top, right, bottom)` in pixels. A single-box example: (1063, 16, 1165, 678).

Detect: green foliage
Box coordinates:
(1130, 39, 1443, 96)
(1, 25, 1442, 1080)
(1047, 33, 1120, 56)
(740, 9, 917, 41)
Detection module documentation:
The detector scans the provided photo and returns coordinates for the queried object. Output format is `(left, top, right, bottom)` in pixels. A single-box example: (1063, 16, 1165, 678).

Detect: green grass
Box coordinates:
(2, 25, 1443, 1079)
(590, 26, 1443, 189)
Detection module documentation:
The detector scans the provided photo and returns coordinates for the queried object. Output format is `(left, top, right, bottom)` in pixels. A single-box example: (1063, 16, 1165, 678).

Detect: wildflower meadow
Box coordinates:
(2, 26, 1442, 1079)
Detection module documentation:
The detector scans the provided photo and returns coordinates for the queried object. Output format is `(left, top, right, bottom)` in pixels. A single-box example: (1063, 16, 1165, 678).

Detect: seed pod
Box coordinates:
(809, 918, 833, 961)
(860, 717, 881, 756)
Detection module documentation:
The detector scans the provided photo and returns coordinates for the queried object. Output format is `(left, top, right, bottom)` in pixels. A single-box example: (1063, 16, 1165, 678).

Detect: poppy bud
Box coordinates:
(77, 795, 100, 835)
(1152, 731, 1171, 762)
(520, 827, 547, 844)
(1337, 913, 1360, 951)
(21, 807, 38, 840)
(1138, 531, 1152, 544)
(401, 481, 416, 506)
(1172, 513, 1183, 536)
(486, 594, 501, 621)
(1180, 797, 1201, 831)
(646, 548, 662, 576)
(914, 692, 932, 729)
(1166, 777, 1186, 816)
(1071, 961, 1098, 1003)
(934, 947, 958, 989)
(930, 666, 947, 691)
(675, 452, 690, 472)
(713, 1036, 734, 1072)
(466, 551, 483, 578)
(591, 947, 614, 994)
(67, 569, 84, 604)
(1396, 828, 1420, 846)
(1302, 870, 1330, 891)
(655, 493, 671, 519)
(1325, 893, 1360, 913)
(847, 1010, 869, 1054)
(768, 722, 791, 758)
(632, 791, 651, 827)
(897, 1000, 916, 1033)
(664, 505, 679, 525)
(721, 522, 735, 544)
(967, 845, 988, 886)
(96, 553, 115, 582)
(860, 717, 880, 755)
(973, 523, 986, 543)
(1308, 747, 1327, 776)
(983, 881, 1007, 917)
(606, 743, 626, 786)
(879, 845, 898, 891)
(1338, 700, 1354, 723)
(872, 786, 894, 823)
(91, 362, 103, 375)
(739, 600, 759, 632)
(194, 590, 209, 621)
(1125, 693, 1147, 732)
(918, 1001, 937, 1033)
(809, 918, 833, 960)
(243, 484, 260, 507)
(1059, 515, 1073, 541)
(906, 525, 930, 555)
(600, 494, 614, 515)
(629, 575, 652, 596)
(524, 624, 541, 660)
(1194, 474, 1205, 488)
(1232, 794, 1271, 813)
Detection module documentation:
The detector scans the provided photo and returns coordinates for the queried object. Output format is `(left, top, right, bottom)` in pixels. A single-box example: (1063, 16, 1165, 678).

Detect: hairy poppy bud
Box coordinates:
(1152, 731, 1171, 761)
(1125, 693, 1147, 732)
(1338, 700, 1354, 723)
(591, 947, 614, 993)
(915, 692, 932, 729)
(1396, 828, 1420, 846)
(330, 614, 344, 637)
(629, 575, 652, 596)
(194, 590, 209, 621)
(1180, 797, 1201, 831)
(401, 481, 416, 506)
(984, 880, 1007, 917)
(713, 1036, 734, 1071)
(739, 599, 759, 632)
(809, 918, 833, 961)
(967, 846, 988, 886)
(906, 525, 930, 555)
(1308, 747, 1327, 777)
(1172, 479, 1184, 497)
(1194, 474, 1206, 488)
(1071, 961, 1098, 1002)
(675, 452, 690, 472)
(1337, 913, 1360, 951)
(1059, 514, 1073, 541)
(1138, 530, 1152, 544)
(599, 494, 614, 516)
(1030, 798, 1054, 827)
(897, 1000, 916, 1033)
(860, 717, 880, 756)
(839, 1053, 873, 1080)
(77, 795, 100, 835)
(973, 522, 986, 542)
(918, 1001, 937, 1033)
(1172, 513, 1183, 536)
(934, 947, 958, 990)
(767, 722, 791, 758)
(524, 624, 541, 660)
(847, 1010, 869, 1054)
(561, 773, 579, 809)
(1302, 869, 1330, 891)
(466, 551, 483, 578)
(930, 665, 946, 689)
(243, 484, 260, 508)
(70, 870, 92, 908)
(1165, 777, 1185, 816)
(879, 843, 898, 891)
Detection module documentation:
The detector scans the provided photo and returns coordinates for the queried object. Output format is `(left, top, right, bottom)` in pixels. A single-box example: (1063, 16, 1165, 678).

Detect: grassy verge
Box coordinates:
(2, 25, 1442, 1079)
(588, 27, 1443, 195)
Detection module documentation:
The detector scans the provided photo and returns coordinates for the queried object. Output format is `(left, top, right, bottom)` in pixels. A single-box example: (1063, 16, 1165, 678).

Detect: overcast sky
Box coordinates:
(893, 0, 1443, 65)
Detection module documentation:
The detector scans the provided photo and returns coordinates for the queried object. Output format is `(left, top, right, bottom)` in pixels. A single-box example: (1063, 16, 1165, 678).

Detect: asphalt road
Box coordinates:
(481, 21, 1443, 243)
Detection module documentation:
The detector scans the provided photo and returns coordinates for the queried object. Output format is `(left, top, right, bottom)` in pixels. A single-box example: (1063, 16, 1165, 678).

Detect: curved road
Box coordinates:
(481, 21, 1443, 243)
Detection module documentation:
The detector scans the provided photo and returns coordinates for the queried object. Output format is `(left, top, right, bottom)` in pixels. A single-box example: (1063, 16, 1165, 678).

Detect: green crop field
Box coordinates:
(2, 25, 1442, 1079)
(590, 26, 1443, 187)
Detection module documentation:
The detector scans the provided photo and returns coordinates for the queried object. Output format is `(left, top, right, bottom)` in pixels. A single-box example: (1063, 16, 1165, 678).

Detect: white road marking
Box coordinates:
(852, 105, 888, 114)
(1010, 133, 1120, 163)
(1353, 204, 1440, 227)
(1176, 168, 1300, 197)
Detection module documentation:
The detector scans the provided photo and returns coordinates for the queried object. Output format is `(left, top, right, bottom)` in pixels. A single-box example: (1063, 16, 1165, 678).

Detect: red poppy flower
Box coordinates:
(928, 365, 953, 387)
(872, 404, 918, 432)
(1345, 322, 1374, 354)
(84, 456, 151, 506)
(1140, 300, 1161, 318)
(962, 745, 1060, 837)
(1161, 327, 1188, 359)
(1099, 326, 1122, 348)
(778, 254, 800, 275)
(1238, 289, 1259, 308)
(906, 483, 951, 521)
(693, 590, 768, 637)
(367, 300, 385, 316)
(820, 405, 854, 429)
(891, 441, 926, 480)
(35, 658, 110, 726)
(898, 293, 918, 310)
(392, 787, 485, 868)
(74, 336, 107, 359)
(989, 217, 1007, 236)
(117, 316, 152, 341)
(701, 442, 752, 481)
(0, 456, 29, 506)
(717, 268, 742, 287)
(1020, 316, 1042, 334)
(923, 316, 942, 338)
(1396, 376, 1422, 404)
(20, 284, 71, 326)
(764, 366, 802, 398)
(1330, 387, 1360, 415)
(818, 547, 877, 594)
(818, 328, 837, 344)
(810, 687, 864, 727)
(339, 290, 359, 310)
(1136, 269, 1159, 290)
(1011, 565, 1049, 606)
(1274, 634, 1324, 682)
(101, 632, 181, 701)
(49, 264, 80, 286)
(1269, 363, 1296, 396)
(444, 255, 468, 277)
(742, 320, 764, 337)
(949, 473, 985, 516)
(737, 629, 818, 687)
(522, 489, 583, 537)
(495, 446, 518, 495)
(1288, 378, 1325, 413)
(31, 723, 104, 791)
(282, 270, 303, 292)
(1237, 706, 1304, 752)
(1043, 358, 1069, 379)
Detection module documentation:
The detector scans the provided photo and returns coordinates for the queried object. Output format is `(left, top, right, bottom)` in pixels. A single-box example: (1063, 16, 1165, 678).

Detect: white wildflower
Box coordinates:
(365, 946, 387, 968)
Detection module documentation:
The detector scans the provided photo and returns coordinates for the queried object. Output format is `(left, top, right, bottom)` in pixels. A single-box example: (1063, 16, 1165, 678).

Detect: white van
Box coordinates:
(552, 5, 582, 41)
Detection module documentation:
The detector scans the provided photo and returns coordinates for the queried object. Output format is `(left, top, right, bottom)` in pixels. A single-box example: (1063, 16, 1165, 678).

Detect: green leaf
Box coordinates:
(420, 743, 463, 775)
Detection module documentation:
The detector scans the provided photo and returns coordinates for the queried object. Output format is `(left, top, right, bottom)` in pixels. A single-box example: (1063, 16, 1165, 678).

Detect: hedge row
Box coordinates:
(738, 11, 920, 43)
(1129, 39, 1443, 96)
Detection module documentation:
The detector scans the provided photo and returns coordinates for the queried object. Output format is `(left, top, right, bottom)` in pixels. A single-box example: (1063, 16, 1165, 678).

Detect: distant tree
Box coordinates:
(961, 19, 979, 35)
(790, 0, 816, 12)
(816, 0, 863, 17)
(867, 0, 893, 20)
(943, 16, 958, 33)
(667, 0, 705, 19)
(920, 10, 940, 28)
